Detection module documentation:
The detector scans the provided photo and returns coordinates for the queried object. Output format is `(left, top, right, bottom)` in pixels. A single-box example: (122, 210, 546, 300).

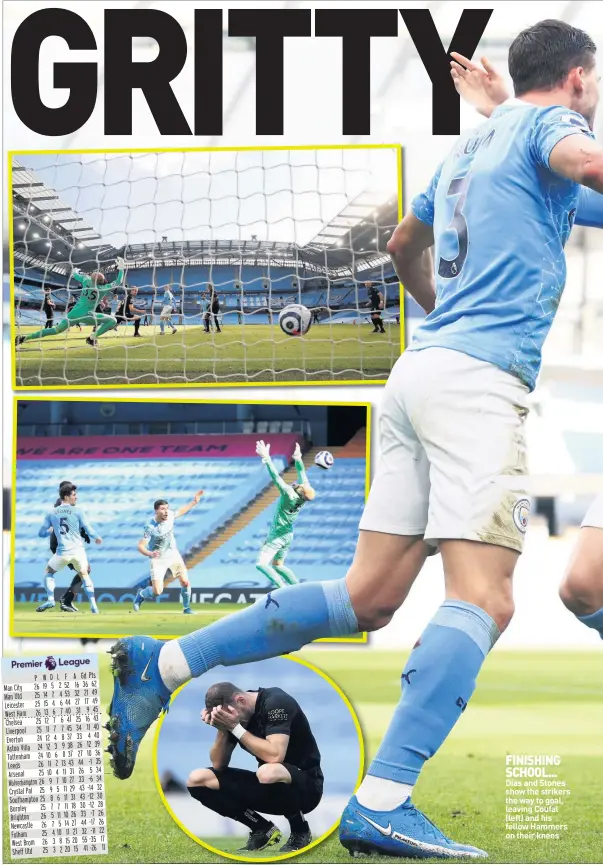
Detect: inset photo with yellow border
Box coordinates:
(154, 655, 364, 862)
(11, 397, 369, 642)
(11, 145, 402, 389)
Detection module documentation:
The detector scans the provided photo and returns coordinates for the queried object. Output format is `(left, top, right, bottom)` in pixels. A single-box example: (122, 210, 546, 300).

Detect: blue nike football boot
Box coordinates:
(106, 636, 172, 780)
(339, 796, 487, 859)
(132, 590, 145, 612)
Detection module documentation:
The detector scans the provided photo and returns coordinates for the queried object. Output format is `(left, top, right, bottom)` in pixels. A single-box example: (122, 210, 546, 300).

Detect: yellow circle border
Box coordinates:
(152, 654, 365, 863)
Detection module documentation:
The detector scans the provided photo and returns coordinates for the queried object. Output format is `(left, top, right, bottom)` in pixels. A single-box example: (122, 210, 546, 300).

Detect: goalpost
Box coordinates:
(12, 147, 402, 387)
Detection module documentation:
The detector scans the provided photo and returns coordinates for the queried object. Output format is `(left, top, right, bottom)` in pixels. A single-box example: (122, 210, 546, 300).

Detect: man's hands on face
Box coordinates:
(201, 705, 240, 732)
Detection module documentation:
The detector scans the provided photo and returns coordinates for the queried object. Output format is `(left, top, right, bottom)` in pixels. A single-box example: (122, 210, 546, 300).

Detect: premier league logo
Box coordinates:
(45, 656, 57, 671)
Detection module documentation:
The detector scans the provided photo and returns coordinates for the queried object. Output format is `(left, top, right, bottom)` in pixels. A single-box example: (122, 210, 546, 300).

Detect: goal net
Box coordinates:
(12, 147, 401, 387)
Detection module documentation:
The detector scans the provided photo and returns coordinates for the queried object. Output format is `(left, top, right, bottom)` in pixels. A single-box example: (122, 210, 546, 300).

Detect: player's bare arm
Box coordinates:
(387, 214, 436, 314)
(137, 536, 160, 559)
(450, 52, 509, 117)
(549, 135, 603, 192)
(174, 490, 204, 519)
(211, 705, 290, 764)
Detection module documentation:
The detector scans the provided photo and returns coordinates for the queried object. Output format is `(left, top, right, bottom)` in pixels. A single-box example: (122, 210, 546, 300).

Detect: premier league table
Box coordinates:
(3, 653, 108, 859)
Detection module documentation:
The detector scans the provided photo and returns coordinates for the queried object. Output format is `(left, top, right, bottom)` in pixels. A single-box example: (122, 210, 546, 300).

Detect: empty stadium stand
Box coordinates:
(14, 452, 288, 590)
(197, 457, 366, 588)
(14, 430, 367, 597)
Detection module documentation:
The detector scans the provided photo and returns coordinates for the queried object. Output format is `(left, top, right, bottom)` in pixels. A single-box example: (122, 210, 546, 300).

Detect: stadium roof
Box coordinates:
(12, 159, 117, 274)
(12, 158, 399, 279)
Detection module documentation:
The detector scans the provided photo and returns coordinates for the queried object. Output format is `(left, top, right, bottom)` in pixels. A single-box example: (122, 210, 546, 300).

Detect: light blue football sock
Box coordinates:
(178, 578, 357, 677)
(181, 585, 192, 610)
(81, 576, 97, 610)
(369, 600, 500, 786)
(577, 607, 603, 638)
(44, 574, 55, 601)
(160, 319, 165, 333)
(140, 585, 156, 601)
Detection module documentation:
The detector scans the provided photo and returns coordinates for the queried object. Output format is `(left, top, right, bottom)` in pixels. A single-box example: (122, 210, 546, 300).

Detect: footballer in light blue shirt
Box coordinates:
(407, 100, 596, 390)
(103, 26, 603, 860)
(159, 285, 177, 335)
(37, 482, 102, 614)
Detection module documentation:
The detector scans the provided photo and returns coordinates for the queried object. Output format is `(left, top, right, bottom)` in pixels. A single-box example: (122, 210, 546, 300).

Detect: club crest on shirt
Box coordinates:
(513, 498, 530, 533)
(267, 708, 288, 722)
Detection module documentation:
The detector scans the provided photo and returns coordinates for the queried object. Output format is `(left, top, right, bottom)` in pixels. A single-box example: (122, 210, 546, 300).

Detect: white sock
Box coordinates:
(158, 640, 193, 692)
(355, 775, 414, 811)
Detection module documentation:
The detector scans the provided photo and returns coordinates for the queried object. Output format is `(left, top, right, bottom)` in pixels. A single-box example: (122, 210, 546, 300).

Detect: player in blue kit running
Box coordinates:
(106, 19, 603, 857)
(37, 482, 102, 614)
(133, 491, 204, 614)
(159, 285, 177, 335)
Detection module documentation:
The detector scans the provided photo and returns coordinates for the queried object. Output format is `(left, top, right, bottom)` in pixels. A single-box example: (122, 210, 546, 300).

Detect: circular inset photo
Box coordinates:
(154, 656, 363, 861)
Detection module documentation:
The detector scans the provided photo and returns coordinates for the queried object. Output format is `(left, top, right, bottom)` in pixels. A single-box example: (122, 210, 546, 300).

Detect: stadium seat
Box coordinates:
(14, 454, 289, 589)
(196, 459, 365, 588)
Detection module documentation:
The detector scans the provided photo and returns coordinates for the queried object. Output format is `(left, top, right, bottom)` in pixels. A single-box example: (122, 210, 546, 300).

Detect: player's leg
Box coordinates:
(107, 530, 426, 779)
(257, 764, 319, 853)
(358, 540, 514, 801)
(342, 349, 528, 859)
(559, 495, 603, 636)
(87, 313, 118, 346)
(159, 314, 166, 335)
(134, 561, 165, 610)
(37, 560, 61, 612)
(272, 541, 298, 585)
(60, 567, 84, 612)
(19, 317, 70, 345)
(188, 768, 282, 851)
(74, 552, 98, 614)
(173, 558, 194, 614)
(106, 361, 431, 779)
(256, 542, 289, 588)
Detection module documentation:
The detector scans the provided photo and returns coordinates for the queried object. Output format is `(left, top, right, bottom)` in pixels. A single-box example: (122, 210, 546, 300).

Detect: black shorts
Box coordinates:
(211, 765, 323, 816)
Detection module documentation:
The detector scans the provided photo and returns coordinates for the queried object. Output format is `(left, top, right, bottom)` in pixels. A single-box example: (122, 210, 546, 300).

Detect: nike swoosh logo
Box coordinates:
(359, 814, 392, 836)
(358, 812, 483, 859)
(141, 655, 154, 682)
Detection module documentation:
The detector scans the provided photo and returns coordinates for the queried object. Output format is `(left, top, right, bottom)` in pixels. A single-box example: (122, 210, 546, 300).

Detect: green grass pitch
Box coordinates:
(4, 649, 602, 863)
(14, 323, 401, 386)
(11, 602, 243, 638)
(11, 602, 365, 642)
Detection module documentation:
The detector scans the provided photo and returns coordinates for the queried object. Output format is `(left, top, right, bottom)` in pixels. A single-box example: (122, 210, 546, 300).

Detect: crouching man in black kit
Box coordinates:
(187, 682, 323, 854)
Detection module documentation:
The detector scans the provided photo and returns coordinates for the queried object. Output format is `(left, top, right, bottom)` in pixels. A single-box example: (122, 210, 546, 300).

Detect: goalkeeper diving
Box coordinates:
(255, 441, 315, 588)
(16, 257, 126, 348)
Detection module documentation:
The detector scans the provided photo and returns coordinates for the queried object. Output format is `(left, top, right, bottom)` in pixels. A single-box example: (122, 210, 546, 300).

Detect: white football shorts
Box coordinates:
(582, 493, 603, 529)
(360, 347, 531, 552)
(47, 549, 89, 574)
(150, 553, 187, 583)
(160, 305, 173, 317)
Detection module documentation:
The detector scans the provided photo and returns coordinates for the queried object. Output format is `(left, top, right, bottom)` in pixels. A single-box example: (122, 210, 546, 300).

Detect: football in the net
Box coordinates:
(278, 304, 312, 336)
(315, 450, 334, 470)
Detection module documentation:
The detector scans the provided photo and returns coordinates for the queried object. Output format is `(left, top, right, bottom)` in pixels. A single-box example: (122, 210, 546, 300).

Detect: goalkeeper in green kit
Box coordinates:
(255, 440, 316, 588)
(16, 257, 126, 349)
